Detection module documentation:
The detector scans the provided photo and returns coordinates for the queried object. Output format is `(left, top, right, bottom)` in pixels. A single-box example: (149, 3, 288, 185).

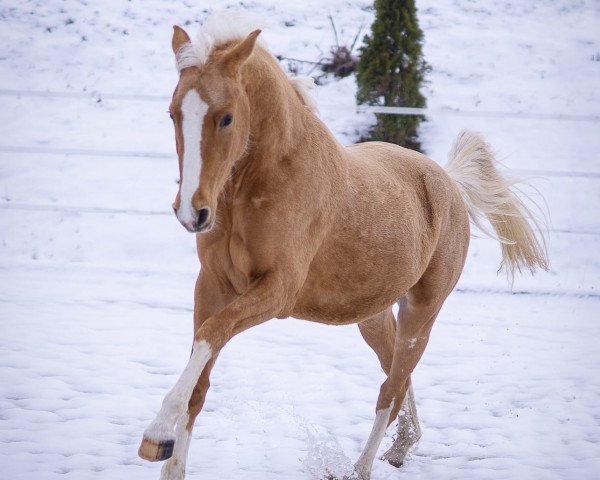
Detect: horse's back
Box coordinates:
(345, 141, 447, 187)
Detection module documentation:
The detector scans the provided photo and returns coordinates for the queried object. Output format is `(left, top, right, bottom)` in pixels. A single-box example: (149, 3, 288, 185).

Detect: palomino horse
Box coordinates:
(139, 13, 548, 480)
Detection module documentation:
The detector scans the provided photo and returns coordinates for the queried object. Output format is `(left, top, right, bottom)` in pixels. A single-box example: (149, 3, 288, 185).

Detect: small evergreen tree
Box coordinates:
(356, 0, 429, 151)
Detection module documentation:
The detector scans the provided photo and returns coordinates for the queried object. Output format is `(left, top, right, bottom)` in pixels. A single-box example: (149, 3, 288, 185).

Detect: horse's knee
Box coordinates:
(194, 320, 227, 352)
(187, 380, 208, 420)
(187, 358, 215, 420)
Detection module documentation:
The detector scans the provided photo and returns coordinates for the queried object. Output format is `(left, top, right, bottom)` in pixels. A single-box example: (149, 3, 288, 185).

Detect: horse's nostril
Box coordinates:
(198, 208, 210, 227)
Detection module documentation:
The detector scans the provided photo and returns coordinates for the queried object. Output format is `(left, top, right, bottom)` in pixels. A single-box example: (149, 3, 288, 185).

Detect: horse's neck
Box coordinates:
(243, 56, 302, 156)
(243, 50, 343, 163)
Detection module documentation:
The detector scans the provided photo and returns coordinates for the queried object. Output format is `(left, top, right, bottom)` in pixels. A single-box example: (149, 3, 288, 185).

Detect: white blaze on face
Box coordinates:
(178, 89, 209, 226)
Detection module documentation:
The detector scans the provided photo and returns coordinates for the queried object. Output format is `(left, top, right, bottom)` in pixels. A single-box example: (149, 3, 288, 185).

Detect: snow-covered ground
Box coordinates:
(1, 1, 599, 479)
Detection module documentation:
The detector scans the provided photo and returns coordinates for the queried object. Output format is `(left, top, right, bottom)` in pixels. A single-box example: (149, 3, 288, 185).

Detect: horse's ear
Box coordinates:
(222, 29, 261, 74)
(172, 25, 191, 55)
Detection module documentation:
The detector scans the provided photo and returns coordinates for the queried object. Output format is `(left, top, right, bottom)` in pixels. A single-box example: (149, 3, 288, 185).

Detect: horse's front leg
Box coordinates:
(158, 273, 232, 480)
(159, 357, 216, 480)
(138, 338, 213, 463)
(138, 271, 291, 465)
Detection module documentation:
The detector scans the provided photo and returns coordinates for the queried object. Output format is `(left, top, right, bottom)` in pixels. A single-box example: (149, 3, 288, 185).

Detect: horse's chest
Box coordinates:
(225, 233, 252, 294)
(199, 231, 250, 295)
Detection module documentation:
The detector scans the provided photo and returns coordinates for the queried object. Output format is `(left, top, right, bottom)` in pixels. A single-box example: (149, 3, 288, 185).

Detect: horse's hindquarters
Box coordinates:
(293, 142, 469, 325)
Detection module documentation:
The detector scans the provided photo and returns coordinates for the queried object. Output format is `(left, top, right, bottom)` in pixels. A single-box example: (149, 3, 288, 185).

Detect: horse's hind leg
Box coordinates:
(381, 381, 421, 467)
(358, 307, 421, 476)
(354, 289, 445, 480)
(358, 308, 395, 373)
(358, 309, 421, 467)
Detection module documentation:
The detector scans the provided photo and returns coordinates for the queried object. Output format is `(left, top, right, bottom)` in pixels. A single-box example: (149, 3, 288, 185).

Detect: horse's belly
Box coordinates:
(292, 235, 423, 324)
(292, 282, 406, 325)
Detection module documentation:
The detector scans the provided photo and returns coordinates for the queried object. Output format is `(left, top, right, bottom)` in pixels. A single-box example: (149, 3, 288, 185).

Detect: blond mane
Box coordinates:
(175, 11, 265, 72)
(289, 76, 319, 113)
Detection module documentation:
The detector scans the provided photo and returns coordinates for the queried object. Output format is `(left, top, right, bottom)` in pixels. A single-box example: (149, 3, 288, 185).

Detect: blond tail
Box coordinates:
(445, 130, 549, 279)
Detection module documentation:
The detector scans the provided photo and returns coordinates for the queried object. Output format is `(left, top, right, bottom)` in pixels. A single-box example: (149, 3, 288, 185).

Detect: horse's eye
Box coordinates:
(169, 112, 174, 123)
(219, 113, 233, 128)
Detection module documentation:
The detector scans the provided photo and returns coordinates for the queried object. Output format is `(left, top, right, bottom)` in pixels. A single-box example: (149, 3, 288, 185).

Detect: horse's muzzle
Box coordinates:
(178, 207, 213, 233)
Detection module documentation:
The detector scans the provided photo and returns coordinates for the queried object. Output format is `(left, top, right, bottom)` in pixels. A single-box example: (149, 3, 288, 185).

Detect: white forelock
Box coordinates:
(174, 11, 318, 112)
(175, 11, 265, 72)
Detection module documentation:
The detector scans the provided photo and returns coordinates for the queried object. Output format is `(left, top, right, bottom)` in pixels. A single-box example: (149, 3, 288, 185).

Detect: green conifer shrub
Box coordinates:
(356, 0, 429, 151)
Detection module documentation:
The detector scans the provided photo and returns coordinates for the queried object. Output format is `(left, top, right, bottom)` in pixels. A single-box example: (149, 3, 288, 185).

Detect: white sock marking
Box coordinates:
(354, 401, 394, 479)
(143, 340, 212, 443)
(178, 90, 208, 226)
(160, 413, 192, 480)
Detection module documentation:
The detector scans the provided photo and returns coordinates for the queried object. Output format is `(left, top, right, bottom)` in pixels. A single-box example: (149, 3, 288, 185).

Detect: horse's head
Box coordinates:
(169, 25, 260, 233)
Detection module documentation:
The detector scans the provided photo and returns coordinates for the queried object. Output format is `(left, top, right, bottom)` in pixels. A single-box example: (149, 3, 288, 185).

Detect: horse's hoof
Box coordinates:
(323, 470, 358, 480)
(381, 449, 404, 468)
(384, 457, 403, 468)
(138, 437, 175, 462)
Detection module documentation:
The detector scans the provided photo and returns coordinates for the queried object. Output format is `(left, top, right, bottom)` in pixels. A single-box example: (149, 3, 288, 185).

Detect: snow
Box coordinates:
(1, 1, 599, 479)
